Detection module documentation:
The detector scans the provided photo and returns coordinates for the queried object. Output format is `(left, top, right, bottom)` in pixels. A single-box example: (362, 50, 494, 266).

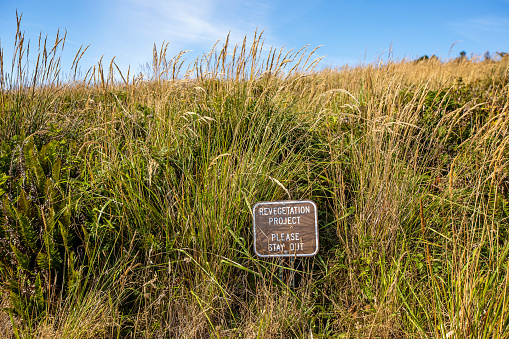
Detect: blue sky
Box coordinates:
(1, 0, 508, 78)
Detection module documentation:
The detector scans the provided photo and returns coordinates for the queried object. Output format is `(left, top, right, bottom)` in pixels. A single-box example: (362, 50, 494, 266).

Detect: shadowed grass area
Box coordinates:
(1, 16, 509, 338)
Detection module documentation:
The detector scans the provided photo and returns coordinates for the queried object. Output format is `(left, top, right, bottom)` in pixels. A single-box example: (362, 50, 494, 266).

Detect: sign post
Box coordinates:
(252, 200, 319, 288)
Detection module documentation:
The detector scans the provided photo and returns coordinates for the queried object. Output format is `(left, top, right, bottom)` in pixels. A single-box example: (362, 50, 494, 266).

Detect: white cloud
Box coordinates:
(469, 17, 509, 32)
(102, 0, 277, 73)
(122, 0, 273, 48)
(451, 16, 509, 45)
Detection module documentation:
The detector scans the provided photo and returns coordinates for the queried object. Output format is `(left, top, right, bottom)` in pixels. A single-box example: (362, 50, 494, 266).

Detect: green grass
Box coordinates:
(1, 17, 509, 338)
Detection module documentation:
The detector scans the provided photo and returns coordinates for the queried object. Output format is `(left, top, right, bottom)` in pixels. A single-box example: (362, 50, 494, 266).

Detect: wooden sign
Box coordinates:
(253, 200, 318, 257)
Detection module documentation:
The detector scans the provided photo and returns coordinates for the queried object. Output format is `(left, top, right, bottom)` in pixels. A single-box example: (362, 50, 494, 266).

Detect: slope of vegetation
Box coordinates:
(1, 20, 509, 338)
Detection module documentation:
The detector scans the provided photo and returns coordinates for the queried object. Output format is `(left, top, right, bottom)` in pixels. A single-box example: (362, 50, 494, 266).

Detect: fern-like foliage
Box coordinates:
(0, 137, 82, 321)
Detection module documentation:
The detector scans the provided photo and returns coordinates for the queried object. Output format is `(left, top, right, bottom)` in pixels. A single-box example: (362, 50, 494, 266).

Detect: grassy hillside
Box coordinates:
(1, 24, 509, 338)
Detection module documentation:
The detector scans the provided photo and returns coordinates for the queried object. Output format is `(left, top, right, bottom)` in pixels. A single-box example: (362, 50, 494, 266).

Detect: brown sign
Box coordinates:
(253, 200, 318, 257)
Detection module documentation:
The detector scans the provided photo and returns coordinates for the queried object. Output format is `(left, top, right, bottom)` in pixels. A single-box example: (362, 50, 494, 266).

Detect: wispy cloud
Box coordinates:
(102, 0, 276, 72)
(450, 16, 509, 46)
(468, 17, 509, 32)
(123, 0, 272, 48)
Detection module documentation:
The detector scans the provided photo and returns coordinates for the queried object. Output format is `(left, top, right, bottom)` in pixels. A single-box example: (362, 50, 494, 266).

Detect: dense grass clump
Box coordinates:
(1, 18, 509, 338)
